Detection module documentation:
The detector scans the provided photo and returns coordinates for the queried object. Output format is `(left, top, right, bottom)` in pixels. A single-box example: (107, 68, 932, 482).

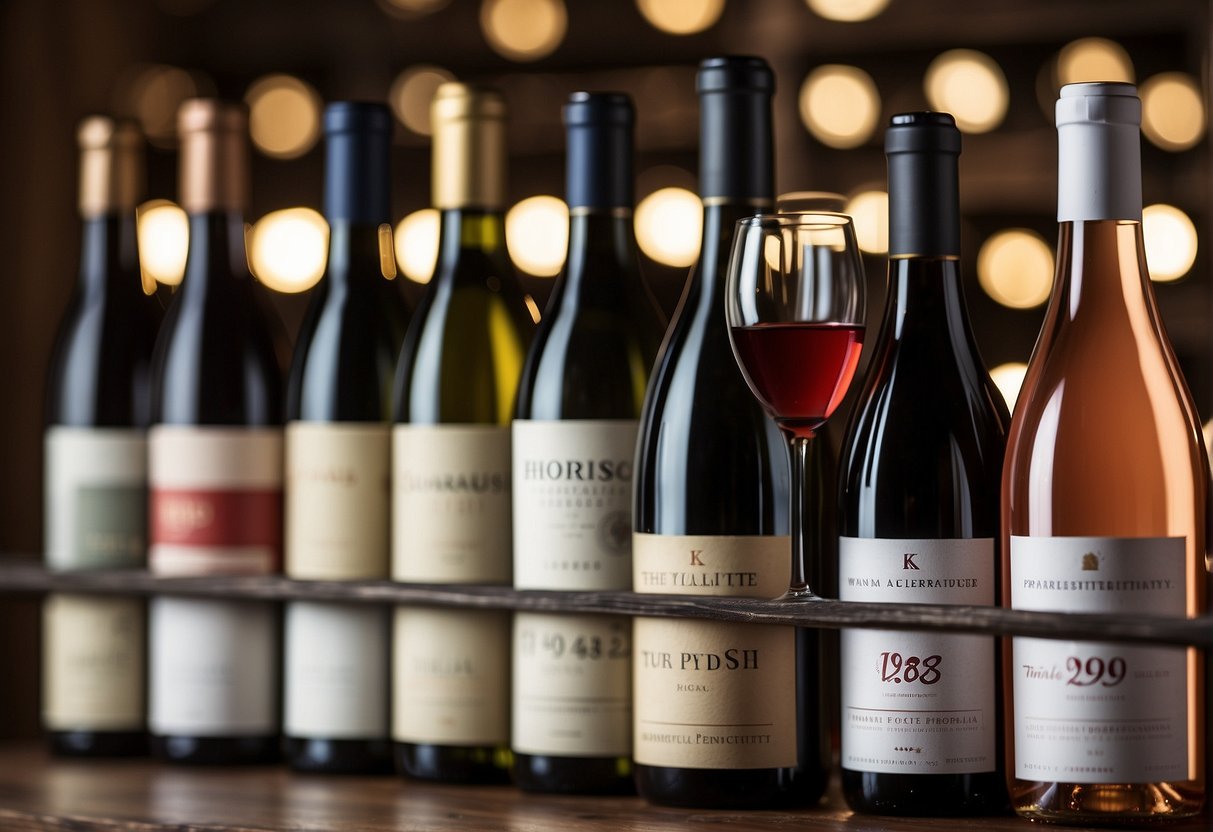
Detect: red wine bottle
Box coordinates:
(147, 100, 286, 765)
(632, 56, 830, 808)
(837, 112, 1008, 815)
(510, 92, 665, 794)
(283, 102, 407, 775)
(43, 117, 160, 758)
(391, 83, 534, 784)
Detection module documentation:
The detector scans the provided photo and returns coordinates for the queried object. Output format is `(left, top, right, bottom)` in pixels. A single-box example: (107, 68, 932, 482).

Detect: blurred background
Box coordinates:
(0, 0, 1209, 735)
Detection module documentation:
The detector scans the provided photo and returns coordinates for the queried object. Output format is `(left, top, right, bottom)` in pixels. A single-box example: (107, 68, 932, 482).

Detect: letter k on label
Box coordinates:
(903, 552, 920, 570)
(689, 549, 704, 567)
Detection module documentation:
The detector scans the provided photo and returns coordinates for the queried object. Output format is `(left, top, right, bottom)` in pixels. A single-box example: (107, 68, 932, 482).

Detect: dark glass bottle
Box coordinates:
(631, 56, 830, 809)
(147, 100, 285, 766)
(837, 112, 1008, 815)
(391, 83, 534, 784)
(283, 102, 407, 775)
(43, 116, 160, 758)
(510, 92, 664, 795)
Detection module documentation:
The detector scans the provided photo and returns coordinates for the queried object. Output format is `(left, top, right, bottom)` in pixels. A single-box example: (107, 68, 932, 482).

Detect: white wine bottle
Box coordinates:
(1003, 82, 1208, 823)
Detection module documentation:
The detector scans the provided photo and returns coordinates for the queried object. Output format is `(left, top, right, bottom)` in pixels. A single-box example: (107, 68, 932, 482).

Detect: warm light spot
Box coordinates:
(245, 75, 322, 159)
(379, 0, 451, 14)
(480, 0, 567, 61)
(777, 192, 847, 213)
(1057, 37, 1134, 86)
(506, 196, 569, 277)
(394, 209, 441, 284)
(1143, 203, 1198, 282)
(977, 229, 1054, 309)
(635, 0, 725, 34)
(129, 65, 198, 144)
(137, 200, 189, 287)
(990, 362, 1029, 410)
(805, 0, 889, 22)
(635, 187, 702, 267)
(248, 208, 329, 293)
(924, 49, 1009, 133)
(1140, 73, 1206, 152)
(844, 190, 888, 254)
(799, 65, 881, 149)
(390, 65, 456, 135)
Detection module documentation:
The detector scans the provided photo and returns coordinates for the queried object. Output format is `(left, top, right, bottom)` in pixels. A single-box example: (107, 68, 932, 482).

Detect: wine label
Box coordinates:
(285, 422, 390, 580)
(45, 427, 147, 571)
(149, 597, 278, 736)
(1010, 535, 1190, 783)
(284, 601, 388, 739)
(512, 419, 638, 590)
(42, 593, 144, 731)
(392, 425, 511, 583)
(838, 537, 997, 775)
(632, 533, 791, 597)
(512, 613, 631, 757)
(392, 606, 509, 745)
(633, 618, 796, 768)
(632, 532, 797, 769)
(149, 426, 283, 577)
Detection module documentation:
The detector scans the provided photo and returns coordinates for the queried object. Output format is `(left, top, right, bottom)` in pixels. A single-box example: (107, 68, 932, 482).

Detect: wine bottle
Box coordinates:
(43, 116, 160, 758)
(510, 92, 665, 794)
(282, 102, 407, 774)
(1003, 82, 1208, 823)
(836, 112, 1008, 815)
(632, 56, 830, 808)
(147, 99, 285, 765)
(391, 82, 534, 784)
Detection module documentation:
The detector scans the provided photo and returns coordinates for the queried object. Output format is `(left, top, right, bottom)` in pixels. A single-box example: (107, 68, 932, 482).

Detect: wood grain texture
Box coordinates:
(1, 556, 1208, 647)
(0, 742, 1207, 832)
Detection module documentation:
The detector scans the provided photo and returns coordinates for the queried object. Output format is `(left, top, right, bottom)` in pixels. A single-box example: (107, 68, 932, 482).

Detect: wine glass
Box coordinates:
(726, 212, 866, 600)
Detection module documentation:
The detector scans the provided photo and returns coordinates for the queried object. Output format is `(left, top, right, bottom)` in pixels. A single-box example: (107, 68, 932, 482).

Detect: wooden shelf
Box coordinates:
(0, 556, 1208, 647)
(0, 741, 1206, 832)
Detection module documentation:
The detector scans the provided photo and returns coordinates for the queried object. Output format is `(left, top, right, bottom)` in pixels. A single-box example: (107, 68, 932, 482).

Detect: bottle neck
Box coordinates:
(78, 212, 141, 297)
(181, 211, 249, 293)
(883, 256, 969, 340)
(562, 210, 637, 286)
(438, 207, 506, 266)
(325, 220, 387, 290)
(1056, 219, 1153, 315)
(694, 201, 771, 310)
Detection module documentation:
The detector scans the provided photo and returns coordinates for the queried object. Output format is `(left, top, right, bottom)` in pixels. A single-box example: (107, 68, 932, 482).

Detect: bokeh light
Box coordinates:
(990, 362, 1029, 410)
(844, 190, 888, 254)
(799, 65, 881, 149)
(248, 208, 329, 293)
(1142, 203, 1198, 282)
(390, 65, 456, 135)
(394, 209, 441, 284)
(1140, 72, 1206, 152)
(635, 187, 702, 267)
(480, 0, 567, 61)
(924, 49, 1009, 133)
(506, 195, 569, 277)
(245, 74, 322, 159)
(1057, 37, 1134, 86)
(977, 229, 1054, 309)
(377, 0, 451, 15)
(136, 199, 189, 287)
(805, 0, 889, 22)
(127, 64, 198, 145)
(635, 0, 725, 34)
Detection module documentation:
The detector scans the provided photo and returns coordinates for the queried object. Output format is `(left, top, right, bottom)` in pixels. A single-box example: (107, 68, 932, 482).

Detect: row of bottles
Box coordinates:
(41, 54, 1207, 825)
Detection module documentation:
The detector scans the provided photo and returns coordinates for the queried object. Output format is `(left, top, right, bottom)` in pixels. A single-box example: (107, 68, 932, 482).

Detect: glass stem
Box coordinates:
(787, 432, 815, 599)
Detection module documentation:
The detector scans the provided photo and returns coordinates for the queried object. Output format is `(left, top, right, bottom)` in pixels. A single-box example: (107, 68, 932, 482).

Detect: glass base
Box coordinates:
(152, 734, 279, 765)
(395, 742, 511, 784)
(1011, 780, 1206, 825)
(635, 763, 827, 809)
(285, 737, 393, 775)
(512, 753, 633, 795)
(841, 768, 1007, 816)
(49, 730, 148, 758)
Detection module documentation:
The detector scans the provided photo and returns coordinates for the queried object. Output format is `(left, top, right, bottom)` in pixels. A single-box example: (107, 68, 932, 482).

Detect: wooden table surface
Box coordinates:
(0, 742, 1208, 832)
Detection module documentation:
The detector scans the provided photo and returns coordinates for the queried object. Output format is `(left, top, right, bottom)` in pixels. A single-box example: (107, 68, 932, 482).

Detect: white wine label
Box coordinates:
(149, 597, 278, 736)
(286, 422, 390, 580)
(42, 593, 144, 731)
(633, 618, 796, 769)
(392, 424, 511, 583)
(512, 613, 631, 757)
(45, 427, 147, 571)
(1011, 535, 1190, 783)
(632, 533, 791, 598)
(512, 419, 638, 591)
(392, 607, 509, 745)
(839, 537, 997, 775)
(284, 601, 388, 739)
(148, 426, 283, 577)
